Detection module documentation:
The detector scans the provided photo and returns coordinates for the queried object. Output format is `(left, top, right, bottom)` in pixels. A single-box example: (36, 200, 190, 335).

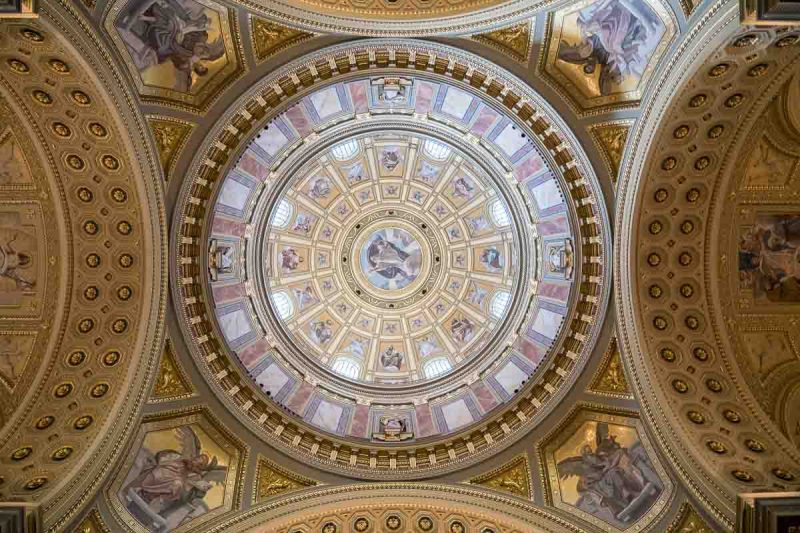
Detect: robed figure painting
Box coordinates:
(120, 425, 230, 532)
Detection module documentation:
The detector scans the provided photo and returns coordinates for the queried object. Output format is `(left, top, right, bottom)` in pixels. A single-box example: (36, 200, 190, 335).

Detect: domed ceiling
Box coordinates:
(5, 0, 800, 531)
(181, 56, 609, 476)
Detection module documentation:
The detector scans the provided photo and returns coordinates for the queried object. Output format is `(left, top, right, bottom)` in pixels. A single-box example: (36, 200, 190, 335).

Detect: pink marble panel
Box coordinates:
(237, 152, 269, 182)
(347, 81, 369, 114)
(471, 381, 499, 412)
(415, 82, 435, 114)
(470, 106, 499, 136)
(285, 105, 314, 137)
(539, 281, 570, 303)
(285, 381, 315, 414)
(348, 404, 370, 438)
(513, 153, 545, 182)
(538, 215, 569, 236)
(415, 404, 436, 438)
(237, 337, 270, 369)
(211, 215, 246, 237)
(212, 283, 246, 304)
(515, 338, 546, 366)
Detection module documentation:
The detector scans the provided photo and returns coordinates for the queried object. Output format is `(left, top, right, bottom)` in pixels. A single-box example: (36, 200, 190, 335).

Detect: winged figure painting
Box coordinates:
(556, 422, 661, 527)
(122, 425, 228, 532)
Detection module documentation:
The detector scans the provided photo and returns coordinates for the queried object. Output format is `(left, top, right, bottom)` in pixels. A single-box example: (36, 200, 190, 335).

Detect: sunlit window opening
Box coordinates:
(490, 291, 511, 320)
(489, 200, 511, 227)
(271, 291, 294, 320)
(423, 139, 452, 160)
(423, 357, 452, 379)
(331, 139, 360, 160)
(271, 198, 293, 228)
(332, 357, 361, 379)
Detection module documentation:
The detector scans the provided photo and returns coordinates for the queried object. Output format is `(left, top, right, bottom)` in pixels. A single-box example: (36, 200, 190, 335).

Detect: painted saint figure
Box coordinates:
(122, 426, 227, 532)
(557, 0, 665, 96)
(362, 230, 422, 290)
(380, 346, 404, 371)
(280, 248, 304, 272)
(116, 0, 226, 92)
(0, 234, 34, 291)
(556, 422, 662, 526)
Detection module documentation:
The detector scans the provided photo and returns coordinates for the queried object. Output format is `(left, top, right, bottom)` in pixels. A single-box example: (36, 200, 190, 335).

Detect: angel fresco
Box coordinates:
(557, 0, 665, 96)
(115, 0, 226, 93)
(556, 422, 662, 527)
(739, 215, 800, 302)
(122, 426, 228, 532)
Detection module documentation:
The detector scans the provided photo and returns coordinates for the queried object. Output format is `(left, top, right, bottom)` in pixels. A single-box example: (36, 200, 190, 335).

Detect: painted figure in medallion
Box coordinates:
(557, 0, 665, 96)
(380, 346, 404, 371)
(452, 176, 476, 199)
(380, 148, 402, 171)
(122, 426, 228, 532)
(451, 317, 476, 344)
(115, 0, 227, 92)
(480, 247, 504, 272)
(307, 176, 331, 200)
(361, 229, 422, 290)
(309, 319, 333, 346)
(279, 248, 304, 273)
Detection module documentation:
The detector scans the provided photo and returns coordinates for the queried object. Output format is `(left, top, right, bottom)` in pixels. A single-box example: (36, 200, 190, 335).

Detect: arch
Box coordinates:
(423, 357, 452, 379)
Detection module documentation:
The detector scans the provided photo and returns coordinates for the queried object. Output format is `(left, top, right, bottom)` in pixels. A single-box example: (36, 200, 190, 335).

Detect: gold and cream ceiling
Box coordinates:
(0, 0, 797, 532)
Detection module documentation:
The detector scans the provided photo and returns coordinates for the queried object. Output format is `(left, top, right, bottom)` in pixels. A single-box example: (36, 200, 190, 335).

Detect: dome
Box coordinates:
(189, 51, 608, 477)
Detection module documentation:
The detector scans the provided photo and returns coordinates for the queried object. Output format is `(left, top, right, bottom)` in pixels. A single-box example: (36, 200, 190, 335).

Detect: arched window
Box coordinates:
(271, 290, 294, 320)
(423, 139, 451, 160)
(490, 290, 511, 320)
(271, 199, 293, 228)
(489, 199, 511, 227)
(331, 357, 360, 379)
(331, 139, 359, 161)
(423, 357, 452, 379)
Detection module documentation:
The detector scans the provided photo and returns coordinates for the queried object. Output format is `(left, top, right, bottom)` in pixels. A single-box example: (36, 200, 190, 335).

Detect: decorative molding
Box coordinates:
(467, 454, 532, 500)
(471, 19, 533, 63)
(588, 336, 633, 398)
(72, 508, 110, 533)
(145, 115, 193, 182)
(253, 455, 318, 502)
(149, 340, 194, 402)
(588, 120, 633, 187)
(666, 502, 713, 532)
(250, 16, 314, 63)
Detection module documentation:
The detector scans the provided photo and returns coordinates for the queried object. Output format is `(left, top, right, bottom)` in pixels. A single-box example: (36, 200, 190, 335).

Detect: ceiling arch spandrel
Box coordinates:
(173, 41, 611, 479)
(617, 6, 800, 525)
(0, 7, 166, 530)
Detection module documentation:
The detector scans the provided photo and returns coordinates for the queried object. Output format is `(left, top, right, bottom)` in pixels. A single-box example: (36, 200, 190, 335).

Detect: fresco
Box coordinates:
(118, 424, 232, 532)
(108, 0, 241, 110)
(0, 206, 42, 313)
(359, 228, 422, 291)
(739, 214, 800, 302)
(542, 0, 673, 111)
(550, 419, 663, 529)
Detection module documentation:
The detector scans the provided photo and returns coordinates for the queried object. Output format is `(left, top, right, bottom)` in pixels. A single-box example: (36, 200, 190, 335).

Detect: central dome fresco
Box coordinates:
(175, 42, 609, 477)
(259, 130, 525, 385)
